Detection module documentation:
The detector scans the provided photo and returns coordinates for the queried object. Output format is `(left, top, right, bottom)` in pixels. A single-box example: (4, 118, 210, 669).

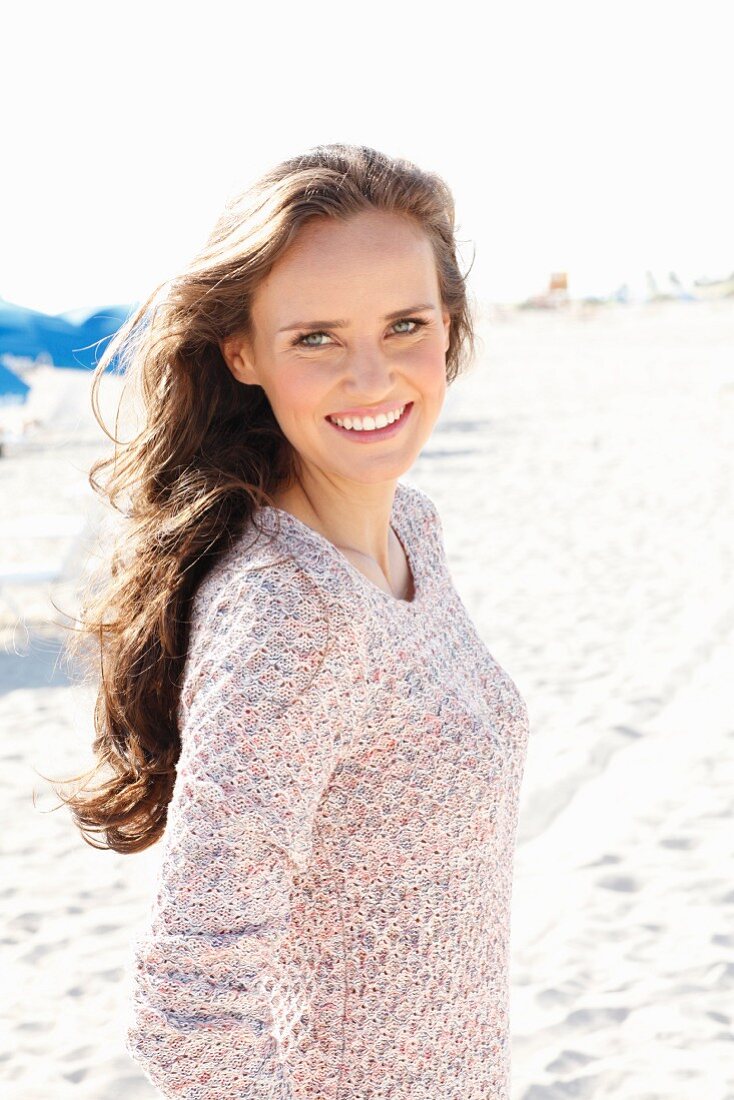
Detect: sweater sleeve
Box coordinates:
(124, 556, 364, 1099)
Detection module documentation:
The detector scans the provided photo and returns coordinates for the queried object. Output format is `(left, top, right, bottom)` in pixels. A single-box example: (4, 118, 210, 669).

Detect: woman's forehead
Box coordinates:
(291, 207, 425, 246)
(254, 216, 439, 322)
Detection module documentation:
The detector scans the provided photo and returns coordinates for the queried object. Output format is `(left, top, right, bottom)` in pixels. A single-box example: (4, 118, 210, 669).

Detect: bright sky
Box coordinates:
(3, 0, 731, 313)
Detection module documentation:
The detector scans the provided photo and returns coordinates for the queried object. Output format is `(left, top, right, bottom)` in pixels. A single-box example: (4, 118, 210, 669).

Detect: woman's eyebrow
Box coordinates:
(278, 303, 436, 333)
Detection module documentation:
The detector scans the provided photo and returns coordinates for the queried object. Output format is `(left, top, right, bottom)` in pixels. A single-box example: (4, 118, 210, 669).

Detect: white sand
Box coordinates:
(1, 299, 732, 1098)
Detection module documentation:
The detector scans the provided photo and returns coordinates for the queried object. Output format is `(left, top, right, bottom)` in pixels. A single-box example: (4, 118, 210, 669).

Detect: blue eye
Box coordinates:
(299, 331, 331, 347)
(292, 317, 428, 348)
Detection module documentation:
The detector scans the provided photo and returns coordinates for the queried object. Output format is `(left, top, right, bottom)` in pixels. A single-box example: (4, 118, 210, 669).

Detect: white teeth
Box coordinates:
(329, 404, 407, 431)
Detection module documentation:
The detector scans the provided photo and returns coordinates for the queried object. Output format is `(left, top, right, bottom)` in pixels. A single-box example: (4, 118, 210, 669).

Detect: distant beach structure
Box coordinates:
(549, 271, 569, 296)
(693, 272, 734, 299)
(516, 267, 734, 309)
(519, 271, 571, 310)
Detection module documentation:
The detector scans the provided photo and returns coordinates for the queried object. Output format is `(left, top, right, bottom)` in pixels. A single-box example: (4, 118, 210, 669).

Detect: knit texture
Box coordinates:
(124, 480, 530, 1099)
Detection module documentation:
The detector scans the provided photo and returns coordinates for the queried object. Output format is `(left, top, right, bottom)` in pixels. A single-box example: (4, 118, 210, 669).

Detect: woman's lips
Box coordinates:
(325, 402, 414, 443)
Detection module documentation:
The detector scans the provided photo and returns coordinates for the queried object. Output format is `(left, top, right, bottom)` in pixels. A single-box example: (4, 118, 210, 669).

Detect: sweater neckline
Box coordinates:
(257, 481, 422, 610)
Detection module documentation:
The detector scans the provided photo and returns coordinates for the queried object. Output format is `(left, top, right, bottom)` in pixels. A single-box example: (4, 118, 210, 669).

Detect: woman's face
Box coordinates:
(222, 208, 451, 490)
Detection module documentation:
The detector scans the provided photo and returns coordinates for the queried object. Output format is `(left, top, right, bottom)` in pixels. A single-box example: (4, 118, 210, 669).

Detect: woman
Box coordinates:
(63, 143, 530, 1098)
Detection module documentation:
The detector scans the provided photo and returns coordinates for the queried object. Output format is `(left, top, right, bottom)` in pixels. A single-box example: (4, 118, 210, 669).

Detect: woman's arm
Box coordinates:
(124, 558, 364, 1098)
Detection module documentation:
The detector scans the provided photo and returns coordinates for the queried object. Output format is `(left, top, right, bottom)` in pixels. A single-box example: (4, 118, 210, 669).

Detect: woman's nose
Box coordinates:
(344, 342, 395, 389)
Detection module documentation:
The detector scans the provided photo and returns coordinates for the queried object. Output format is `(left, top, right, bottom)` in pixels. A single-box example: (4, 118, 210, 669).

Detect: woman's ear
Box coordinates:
(442, 309, 451, 354)
(220, 333, 257, 386)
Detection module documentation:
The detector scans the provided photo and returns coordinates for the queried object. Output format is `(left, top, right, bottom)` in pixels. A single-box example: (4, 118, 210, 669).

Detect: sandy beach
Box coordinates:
(2, 298, 732, 1098)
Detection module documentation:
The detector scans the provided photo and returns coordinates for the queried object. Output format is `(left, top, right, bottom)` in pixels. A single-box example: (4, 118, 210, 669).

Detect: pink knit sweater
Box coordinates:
(124, 480, 530, 1099)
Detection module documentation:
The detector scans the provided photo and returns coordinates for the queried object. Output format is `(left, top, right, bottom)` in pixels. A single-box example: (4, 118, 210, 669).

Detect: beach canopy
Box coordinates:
(0, 298, 135, 371)
(0, 300, 78, 366)
(0, 362, 30, 404)
(57, 303, 135, 370)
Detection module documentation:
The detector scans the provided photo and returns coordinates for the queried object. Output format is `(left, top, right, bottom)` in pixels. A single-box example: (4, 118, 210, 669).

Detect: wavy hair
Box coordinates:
(51, 142, 477, 854)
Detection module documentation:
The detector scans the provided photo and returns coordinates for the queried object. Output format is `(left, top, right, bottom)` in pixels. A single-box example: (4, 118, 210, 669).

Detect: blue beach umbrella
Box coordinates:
(0, 298, 135, 372)
(0, 299, 80, 365)
(0, 362, 31, 405)
(58, 303, 136, 371)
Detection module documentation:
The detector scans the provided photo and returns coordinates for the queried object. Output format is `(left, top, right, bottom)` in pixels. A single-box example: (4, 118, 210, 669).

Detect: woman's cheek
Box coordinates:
(272, 367, 320, 418)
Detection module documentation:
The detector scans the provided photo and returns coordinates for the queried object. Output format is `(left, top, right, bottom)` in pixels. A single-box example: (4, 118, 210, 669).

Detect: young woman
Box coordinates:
(64, 143, 530, 1098)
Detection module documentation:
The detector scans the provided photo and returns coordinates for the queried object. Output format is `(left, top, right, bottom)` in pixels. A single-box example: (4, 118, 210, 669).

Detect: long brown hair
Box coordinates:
(51, 142, 477, 854)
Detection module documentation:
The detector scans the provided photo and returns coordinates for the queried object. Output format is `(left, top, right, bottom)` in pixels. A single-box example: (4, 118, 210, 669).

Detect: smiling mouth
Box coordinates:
(326, 403, 410, 430)
(325, 401, 414, 441)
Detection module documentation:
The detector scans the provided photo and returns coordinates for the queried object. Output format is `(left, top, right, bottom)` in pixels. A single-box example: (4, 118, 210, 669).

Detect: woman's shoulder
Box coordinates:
(181, 531, 336, 714)
(190, 524, 327, 641)
(395, 480, 445, 548)
(396, 479, 441, 524)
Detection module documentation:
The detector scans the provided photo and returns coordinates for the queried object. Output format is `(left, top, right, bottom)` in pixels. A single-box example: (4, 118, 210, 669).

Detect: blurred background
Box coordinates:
(2, 1, 732, 1097)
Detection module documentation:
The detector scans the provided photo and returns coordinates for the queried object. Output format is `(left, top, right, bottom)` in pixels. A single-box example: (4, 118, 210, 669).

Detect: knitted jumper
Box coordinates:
(124, 480, 530, 1099)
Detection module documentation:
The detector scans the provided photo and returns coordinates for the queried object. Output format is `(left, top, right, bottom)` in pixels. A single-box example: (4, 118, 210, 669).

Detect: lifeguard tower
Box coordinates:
(547, 271, 570, 306)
